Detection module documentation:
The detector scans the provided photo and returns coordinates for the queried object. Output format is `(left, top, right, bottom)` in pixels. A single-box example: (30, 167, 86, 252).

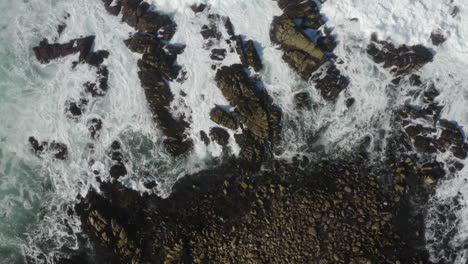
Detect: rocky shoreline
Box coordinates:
(26, 0, 468, 263)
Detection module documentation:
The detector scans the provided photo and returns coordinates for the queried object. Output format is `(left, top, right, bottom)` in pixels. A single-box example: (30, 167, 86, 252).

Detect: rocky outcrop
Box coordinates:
(209, 106, 238, 130)
(100, 0, 192, 156)
(367, 34, 434, 76)
(108, 141, 127, 179)
(234, 36, 263, 72)
(270, 1, 347, 100)
(29, 136, 68, 160)
(76, 159, 431, 263)
(87, 118, 103, 139)
(209, 127, 230, 146)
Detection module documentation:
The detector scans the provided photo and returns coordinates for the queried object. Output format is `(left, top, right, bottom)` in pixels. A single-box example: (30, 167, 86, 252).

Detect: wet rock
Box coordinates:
(163, 138, 193, 157)
(138, 50, 180, 81)
(234, 131, 266, 165)
(33, 36, 92, 64)
(29, 137, 68, 160)
(124, 33, 164, 54)
(210, 127, 230, 146)
(294, 92, 311, 109)
(301, 16, 324, 30)
(88, 118, 103, 139)
(101, 0, 122, 16)
(77, 160, 430, 263)
(317, 34, 337, 53)
(367, 34, 434, 76)
(234, 36, 263, 72)
(346, 97, 355, 108)
(200, 130, 210, 146)
(210, 48, 227, 61)
(108, 141, 127, 179)
(413, 135, 437, 153)
(65, 99, 88, 119)
(431, 30, 447, 46)
(224, 17, 235, 37)
(210, 106, 238, 130)
(270, 16, 326, 67)
(215, 65, 270, 140)
(281, 0, 319, 19)
(190, 3, 207, 13)
(312, 63, 349, 100)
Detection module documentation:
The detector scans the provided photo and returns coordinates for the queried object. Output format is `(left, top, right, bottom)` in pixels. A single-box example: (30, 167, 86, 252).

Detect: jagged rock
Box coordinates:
(281, 0, 319, 18)
(33, 36, 93, 64)
(210, 127, 230, 146)
(29, 137, 68, 160)
(301, 15, 324, 30)
(101, 0, 122, 16)
(224, 17, 235, 37)
(210, 48, 227, 61)
(234, 36, 263, 72)
(317, 34, 337, 53)
(139, 71, 174, 107)
(413, 136, 437, 153)
(234, 131, 266, 165)
(190, 3, 207, 13)
(367, 34, 434, 76)
(216, 65, 270, 140)
(210, 106, 238, 130)
(88, 118, 103, 139)
(124, 33, 164, 54)
(85, 66, 110, 97)
(312, 63, 349, 100)
(270, 16, 326, 66)
(163, 138, 193, 157)
(200, 131, 210, 145)
(138, 50, 180, 81)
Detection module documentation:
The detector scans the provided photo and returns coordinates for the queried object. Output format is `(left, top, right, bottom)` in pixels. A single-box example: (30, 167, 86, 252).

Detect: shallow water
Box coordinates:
(1, 0, 468, 263)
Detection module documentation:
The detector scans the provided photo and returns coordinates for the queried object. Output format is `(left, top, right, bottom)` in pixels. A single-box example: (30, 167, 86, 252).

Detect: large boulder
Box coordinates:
(210, 106, 238, 130)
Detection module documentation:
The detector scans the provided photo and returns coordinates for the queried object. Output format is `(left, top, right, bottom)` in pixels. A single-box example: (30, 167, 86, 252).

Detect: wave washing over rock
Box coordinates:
(1, 0, 468, 263)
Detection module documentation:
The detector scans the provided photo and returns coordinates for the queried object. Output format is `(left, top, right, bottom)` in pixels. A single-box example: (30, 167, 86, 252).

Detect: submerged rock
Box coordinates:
(29, 137, 68, 160)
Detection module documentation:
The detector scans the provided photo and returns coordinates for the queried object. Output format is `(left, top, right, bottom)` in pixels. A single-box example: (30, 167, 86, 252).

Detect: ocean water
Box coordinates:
(0, 0, 468, 263)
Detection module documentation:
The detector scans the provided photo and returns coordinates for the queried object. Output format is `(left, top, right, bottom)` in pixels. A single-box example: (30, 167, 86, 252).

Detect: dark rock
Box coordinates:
(210, 49, 227, 61)
(200, 131, 210, 146)
(210, 106, 238, 130)
(109, 163, 127, 179)
(101, 0, 122, 16)
(88, 118, 103, 139)
(209, 127, 230, 146)
(431, 30, 447, 46)
(163, 138, 193, 157)
(414, 136, 437, 153)
(367, 35, 434, 76)
(224, 17, 235, 37)
(317, 34, 337, 53)
(346, 97, 355, 108)
(33, 36, 94, 64)
(301, 16, 324, 30)
(29, 137, 68, 160)
(312, 63, 348, 100)
(201, 24, 221, 40)
(65, 99, 88, 119)
(124, 33, 164, 54)
(234, 36, 263, 71)
(234, 131, 266, 165)
(190, 4, 207, 13)
(294, 92, 311, 109)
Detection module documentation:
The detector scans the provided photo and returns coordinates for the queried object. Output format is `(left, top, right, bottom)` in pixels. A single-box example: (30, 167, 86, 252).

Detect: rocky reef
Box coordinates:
(270, 0, 348, 100)
(101, 0, 192, 157)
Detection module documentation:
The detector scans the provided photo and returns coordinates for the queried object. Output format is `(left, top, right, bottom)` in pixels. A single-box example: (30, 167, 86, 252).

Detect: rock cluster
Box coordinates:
(76, 159, 430, 264)
(31, 28, 112, 160)
(270, 0, 348, 100)
(367, 34, 434, 76)
(101, 0, 192, 156)
(29, 136, 68, 160)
